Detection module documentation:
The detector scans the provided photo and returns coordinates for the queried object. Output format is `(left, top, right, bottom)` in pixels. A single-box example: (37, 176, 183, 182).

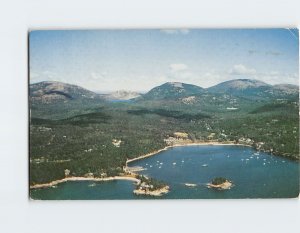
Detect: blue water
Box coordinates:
(30, 145, 299, 200)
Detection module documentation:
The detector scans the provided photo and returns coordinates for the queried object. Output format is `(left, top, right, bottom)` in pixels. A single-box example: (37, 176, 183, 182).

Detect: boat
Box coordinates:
(185, 183, 197, 187)
(202, 164, 208, 167)
(172, 162, 176, 165)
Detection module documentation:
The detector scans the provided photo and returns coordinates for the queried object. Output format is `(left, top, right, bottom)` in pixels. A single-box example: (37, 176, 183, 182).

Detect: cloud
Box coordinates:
(29, 70, 63, 83)
(160, 29, 189, 35)
(169, 63, 188, 72)
(265, 51, 282, 56)
(229, 64, 256, 75)
(90, 71, 107, 80)
(30, 71, 39, 81)
(254, 72, 299, 85)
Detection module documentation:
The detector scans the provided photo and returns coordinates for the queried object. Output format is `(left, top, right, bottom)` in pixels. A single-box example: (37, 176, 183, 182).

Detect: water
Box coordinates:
(30, 145, 299, 200)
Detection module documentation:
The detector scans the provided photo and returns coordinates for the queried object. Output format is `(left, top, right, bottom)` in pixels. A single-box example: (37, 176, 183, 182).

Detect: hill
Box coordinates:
(30, 81, 102, 103)
(207, 79, 298, 100)
(140, 82, 204, 100)
(101, 90, 141, 101)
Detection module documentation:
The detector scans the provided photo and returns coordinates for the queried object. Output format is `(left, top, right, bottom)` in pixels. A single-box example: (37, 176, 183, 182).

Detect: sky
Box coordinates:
(30, 29, 299, 92)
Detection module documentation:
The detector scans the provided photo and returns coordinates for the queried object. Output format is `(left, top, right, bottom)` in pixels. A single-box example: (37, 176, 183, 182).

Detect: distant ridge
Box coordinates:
(141, 82, 204, 100)
(101, 90, 141, 101)
(206, 79, 298, 99)
(30, 79, 299, 103)
(30, 81, 102, 103)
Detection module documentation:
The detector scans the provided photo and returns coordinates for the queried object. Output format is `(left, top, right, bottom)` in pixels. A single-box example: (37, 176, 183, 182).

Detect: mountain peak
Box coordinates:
(166, 82, 184, 88)
(30, 81, 100, 103)
(141, 82, 204, 100)
(208, 79, 270, 92)
(103, 90, 141, 101)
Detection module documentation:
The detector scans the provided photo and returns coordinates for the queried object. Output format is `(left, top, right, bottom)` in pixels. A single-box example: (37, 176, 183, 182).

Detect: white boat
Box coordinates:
(173, 162, 176, 165)
(202, 164, 208, 167)
(185, 183, 197, 187)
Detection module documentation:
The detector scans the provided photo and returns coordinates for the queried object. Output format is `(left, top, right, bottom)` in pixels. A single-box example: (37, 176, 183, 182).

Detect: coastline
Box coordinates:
(133, 186, 170, 196)
(29, 141, 254, 191)
(207, 180, 233, 190)
(30, 176, 140, 190)
(126, 141, 249, 165)
(30, 174, 170, 197)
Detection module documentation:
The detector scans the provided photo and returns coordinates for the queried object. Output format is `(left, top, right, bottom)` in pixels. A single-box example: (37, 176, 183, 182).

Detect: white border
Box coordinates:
(0, 0, 299, 233)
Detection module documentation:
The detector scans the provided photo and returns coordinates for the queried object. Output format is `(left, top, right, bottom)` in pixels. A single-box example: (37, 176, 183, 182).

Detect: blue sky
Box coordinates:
(30, 29, 299, 92)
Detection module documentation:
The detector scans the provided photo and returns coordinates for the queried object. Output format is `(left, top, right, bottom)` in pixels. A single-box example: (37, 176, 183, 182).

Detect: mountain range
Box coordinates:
(29, 79, 299, 104)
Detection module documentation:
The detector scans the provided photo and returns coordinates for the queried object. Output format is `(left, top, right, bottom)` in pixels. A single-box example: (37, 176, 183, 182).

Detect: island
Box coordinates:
(207, 177, 233, 190)
(133, 175, 170, 196)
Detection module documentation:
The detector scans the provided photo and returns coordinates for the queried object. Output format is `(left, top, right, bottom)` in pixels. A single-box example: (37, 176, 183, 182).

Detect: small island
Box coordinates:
(207, 177, 233, 190)
(133, 175, 169, 196)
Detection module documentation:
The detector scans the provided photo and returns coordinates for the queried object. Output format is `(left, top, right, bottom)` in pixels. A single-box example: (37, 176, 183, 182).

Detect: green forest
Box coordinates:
(29, 82, 299, 185)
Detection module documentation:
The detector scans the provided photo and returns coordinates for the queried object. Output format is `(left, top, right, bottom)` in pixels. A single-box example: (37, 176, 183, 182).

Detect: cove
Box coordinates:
(30, 145, 299, 200)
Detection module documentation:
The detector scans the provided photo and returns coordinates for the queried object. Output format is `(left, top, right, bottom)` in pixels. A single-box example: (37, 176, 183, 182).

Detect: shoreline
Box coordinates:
(207, 181, 233, 190)
(126, 141, 250, 165)
(29, 141, 279, 191)
(30, 174, 170, 197)
(133, 186, 170, 196)
(30, 176, 140, 190)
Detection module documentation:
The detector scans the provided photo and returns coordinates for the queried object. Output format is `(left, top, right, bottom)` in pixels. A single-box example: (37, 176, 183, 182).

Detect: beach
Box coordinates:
(30, 176, 140, 189)
(126, 141, 249, 164)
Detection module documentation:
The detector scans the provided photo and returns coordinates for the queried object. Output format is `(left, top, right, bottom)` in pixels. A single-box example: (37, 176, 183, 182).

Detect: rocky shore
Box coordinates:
(133, 185, 170, 196)
(207, 180, 233, 190)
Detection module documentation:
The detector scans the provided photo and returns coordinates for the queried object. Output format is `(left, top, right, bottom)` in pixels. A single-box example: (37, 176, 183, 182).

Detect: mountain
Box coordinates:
(30, 81, 101, 103)
(102, 90, 141, 101)
(141, 82, 204, 100)
(208, 79, 271, 93)
(273, 84, 299, 95)
(207, 79, 298, 100)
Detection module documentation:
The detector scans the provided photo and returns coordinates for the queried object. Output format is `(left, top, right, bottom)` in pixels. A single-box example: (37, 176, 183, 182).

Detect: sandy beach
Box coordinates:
(126, 141, 248, 164)
(30, 176, 140, 189)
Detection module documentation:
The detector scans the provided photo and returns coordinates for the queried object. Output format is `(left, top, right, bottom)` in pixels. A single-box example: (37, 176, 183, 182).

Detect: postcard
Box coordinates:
(29, 29, 299, 199)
